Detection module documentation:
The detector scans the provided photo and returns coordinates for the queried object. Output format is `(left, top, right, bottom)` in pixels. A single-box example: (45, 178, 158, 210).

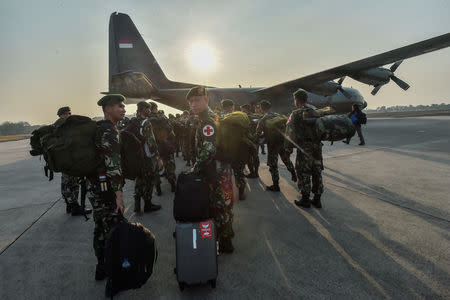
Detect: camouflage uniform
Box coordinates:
(61, 173, 79, 206)
(285, 105, 324, 198)
(87, 120, 125, 263)
(193, 108, 234, 247)
(133, 116, 160, 210)
(256, 112, 296, 186)
(245, 112, 261, 176)
(148, 112, 177, 187)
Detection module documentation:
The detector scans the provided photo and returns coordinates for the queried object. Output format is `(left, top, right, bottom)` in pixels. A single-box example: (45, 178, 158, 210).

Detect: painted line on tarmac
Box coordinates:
(0, 197, 62, 256)
(263, 231, 292, 290)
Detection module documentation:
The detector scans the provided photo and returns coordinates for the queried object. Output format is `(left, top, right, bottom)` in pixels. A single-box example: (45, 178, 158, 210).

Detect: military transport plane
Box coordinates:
(105, 12, 450, 114)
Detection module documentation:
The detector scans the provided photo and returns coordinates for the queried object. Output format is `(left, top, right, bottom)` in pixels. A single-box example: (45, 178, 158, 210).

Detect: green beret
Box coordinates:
(221, 99, 234, 108)
(97, 94, 125, 106)
(259, 100, 271, 110)
(240, 104, 250, 110)
(149, 101, 158, 110)
(137, 101, 150, 110)
(293, 89, 308, 101)
(57, 106, 70, 116)
(186, 86, 207, 100)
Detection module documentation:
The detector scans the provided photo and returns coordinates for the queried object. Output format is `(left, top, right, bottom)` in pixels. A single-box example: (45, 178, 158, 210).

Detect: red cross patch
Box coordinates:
(203, 125, 214, 136)
(200, 221, 212, 238)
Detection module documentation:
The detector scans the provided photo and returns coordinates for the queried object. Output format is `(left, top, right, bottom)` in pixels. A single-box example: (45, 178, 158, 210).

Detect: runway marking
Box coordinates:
(263, 231, 292, 290)
(349, 227, 450, 298)
(258, 182, 280, 212)
(278, 184, 391, 299)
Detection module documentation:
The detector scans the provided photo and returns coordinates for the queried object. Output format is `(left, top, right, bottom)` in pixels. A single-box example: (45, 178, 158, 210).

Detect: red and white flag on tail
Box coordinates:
(119, 40, 133, 48)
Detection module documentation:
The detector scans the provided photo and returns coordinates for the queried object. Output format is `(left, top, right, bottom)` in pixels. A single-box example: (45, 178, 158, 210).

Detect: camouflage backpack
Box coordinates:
(315, 115, 356, 142)
(264, 114, 288, 143)
(217, 111, 254, 164)
(120, 118, 145, 180)
(148, 114, 175, 155)
(30, 115, 100, 178)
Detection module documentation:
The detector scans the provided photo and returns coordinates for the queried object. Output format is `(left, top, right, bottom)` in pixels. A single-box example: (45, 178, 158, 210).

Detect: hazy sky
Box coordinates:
(0, 0, 449, 124)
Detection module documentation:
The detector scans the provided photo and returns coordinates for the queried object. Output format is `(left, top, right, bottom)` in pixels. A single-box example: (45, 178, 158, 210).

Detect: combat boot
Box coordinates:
(266, 184, 280, 192)
(66, 203, 71, 214)
(295, 194, 311, 208)
(71, 203, 92, 216)
(219, 238, 234, 254)
(291, 171, 297, 182)
(95, 263, 106, 281)
(144, 199, 161, 212)
(134, 196, 141, 213)
(311, 194, 322, 208)
(156, 184, 162, 196)
(169, 179, 176, 193)
(239, 186, 246, 200)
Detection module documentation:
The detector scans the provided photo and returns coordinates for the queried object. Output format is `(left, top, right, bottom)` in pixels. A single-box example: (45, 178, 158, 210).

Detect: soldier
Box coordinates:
(241, 104, 260, 178)
(87, 94, 125, 283)
(56, 106, 92, 216)
(221, 99, 247, 200)
(254, 104, 266, 155)
(256, 100, 297, 192)
(285, 89, 324, 208)
(149, 102, 177, 193)
(133, 101, 163, 213)
(187, 86, 234, 253)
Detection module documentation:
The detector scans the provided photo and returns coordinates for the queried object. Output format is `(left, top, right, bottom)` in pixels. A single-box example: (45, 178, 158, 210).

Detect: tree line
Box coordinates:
(0, 122, 42, 136)
(367, 103, 450, 113)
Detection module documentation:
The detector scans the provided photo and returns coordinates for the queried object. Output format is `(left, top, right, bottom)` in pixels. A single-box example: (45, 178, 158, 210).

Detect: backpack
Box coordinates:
(120, 118, 145, 180)
(149, 114, 175, 155)
(105, 218, 158, 297)
(315, 115, 356, 142)
(264, 114, 288, 144)
(217, 111, 254, 164)
(30, 115, 99, 178)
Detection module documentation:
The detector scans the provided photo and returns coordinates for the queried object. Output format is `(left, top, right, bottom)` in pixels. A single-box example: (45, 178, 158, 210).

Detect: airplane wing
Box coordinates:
(254, 33, 450, 96)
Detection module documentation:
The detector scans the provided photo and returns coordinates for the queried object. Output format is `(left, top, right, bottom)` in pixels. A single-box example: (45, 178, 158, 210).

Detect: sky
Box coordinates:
(0, 0, 449, 124)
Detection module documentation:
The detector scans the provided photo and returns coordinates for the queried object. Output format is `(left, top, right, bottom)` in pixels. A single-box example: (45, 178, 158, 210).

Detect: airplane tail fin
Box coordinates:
(109, 12, 195, 90)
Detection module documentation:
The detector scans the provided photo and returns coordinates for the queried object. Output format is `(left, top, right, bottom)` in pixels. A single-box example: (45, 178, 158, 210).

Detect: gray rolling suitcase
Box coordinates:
(174, 220, 218, 290)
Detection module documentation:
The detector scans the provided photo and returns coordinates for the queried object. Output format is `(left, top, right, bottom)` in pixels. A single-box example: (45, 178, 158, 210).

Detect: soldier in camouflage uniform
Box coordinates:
(221, 99, 247, 200)
(56, 106, 92, 216)
(285, 89, 324, 208)
(241, 104, 260, 178)
(148, 102, 177, 193)
(87, 94, 126, 283)
(255, 104, 266, 155)
(133, 101, 162, 213)
(256, 100, 297, 192)
(187, 86, 234, 253)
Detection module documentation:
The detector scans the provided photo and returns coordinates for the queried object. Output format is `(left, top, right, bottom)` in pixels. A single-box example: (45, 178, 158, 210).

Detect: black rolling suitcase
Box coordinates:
(174, 220, 218, 290)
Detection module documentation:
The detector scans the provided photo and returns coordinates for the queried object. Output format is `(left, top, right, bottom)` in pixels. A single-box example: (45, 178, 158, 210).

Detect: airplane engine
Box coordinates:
(349, 61, 410, 95)
(305, 77, 352, 99)
(109, 71, 157, 99)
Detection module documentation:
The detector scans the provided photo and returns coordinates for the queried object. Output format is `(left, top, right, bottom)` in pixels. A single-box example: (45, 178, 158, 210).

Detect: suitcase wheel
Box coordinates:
(209, 279, 216, 289)
(178, 282, 185, 291)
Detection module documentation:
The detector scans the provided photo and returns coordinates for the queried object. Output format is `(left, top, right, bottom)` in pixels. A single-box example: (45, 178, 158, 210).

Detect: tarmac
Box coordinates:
(0, 116, 449, 299)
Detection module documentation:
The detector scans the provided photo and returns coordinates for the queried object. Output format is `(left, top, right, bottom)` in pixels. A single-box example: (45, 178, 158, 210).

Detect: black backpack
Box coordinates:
(173, 172, 210, 222)
(120, 118, 145, 180)
(104, 218, 158, 297)
(359, 112, 367, 125)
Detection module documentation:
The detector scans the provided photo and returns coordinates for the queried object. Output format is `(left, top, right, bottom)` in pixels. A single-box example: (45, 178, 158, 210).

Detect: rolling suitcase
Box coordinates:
(174, 220, 218, 290)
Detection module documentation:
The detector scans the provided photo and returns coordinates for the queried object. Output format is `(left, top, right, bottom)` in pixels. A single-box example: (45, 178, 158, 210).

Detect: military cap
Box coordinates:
(186, 86, 207, 100)
(293, 89, 308, 101)
(221, 99, 235, 108)
(57, 106, 71, 116)
(259, 100, 272, 110)
(137, 101, 150, 110)
(240, 104, 251, 110)
(97, 94, 125, 107)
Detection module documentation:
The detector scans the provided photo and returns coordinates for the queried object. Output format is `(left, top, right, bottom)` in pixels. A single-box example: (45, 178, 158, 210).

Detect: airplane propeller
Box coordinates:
(371, 61, 410, 95)
(336, 77, 352, 99)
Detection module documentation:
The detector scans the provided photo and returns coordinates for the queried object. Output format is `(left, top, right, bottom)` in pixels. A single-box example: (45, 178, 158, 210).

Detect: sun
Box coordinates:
(189, 42, 215, 71)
